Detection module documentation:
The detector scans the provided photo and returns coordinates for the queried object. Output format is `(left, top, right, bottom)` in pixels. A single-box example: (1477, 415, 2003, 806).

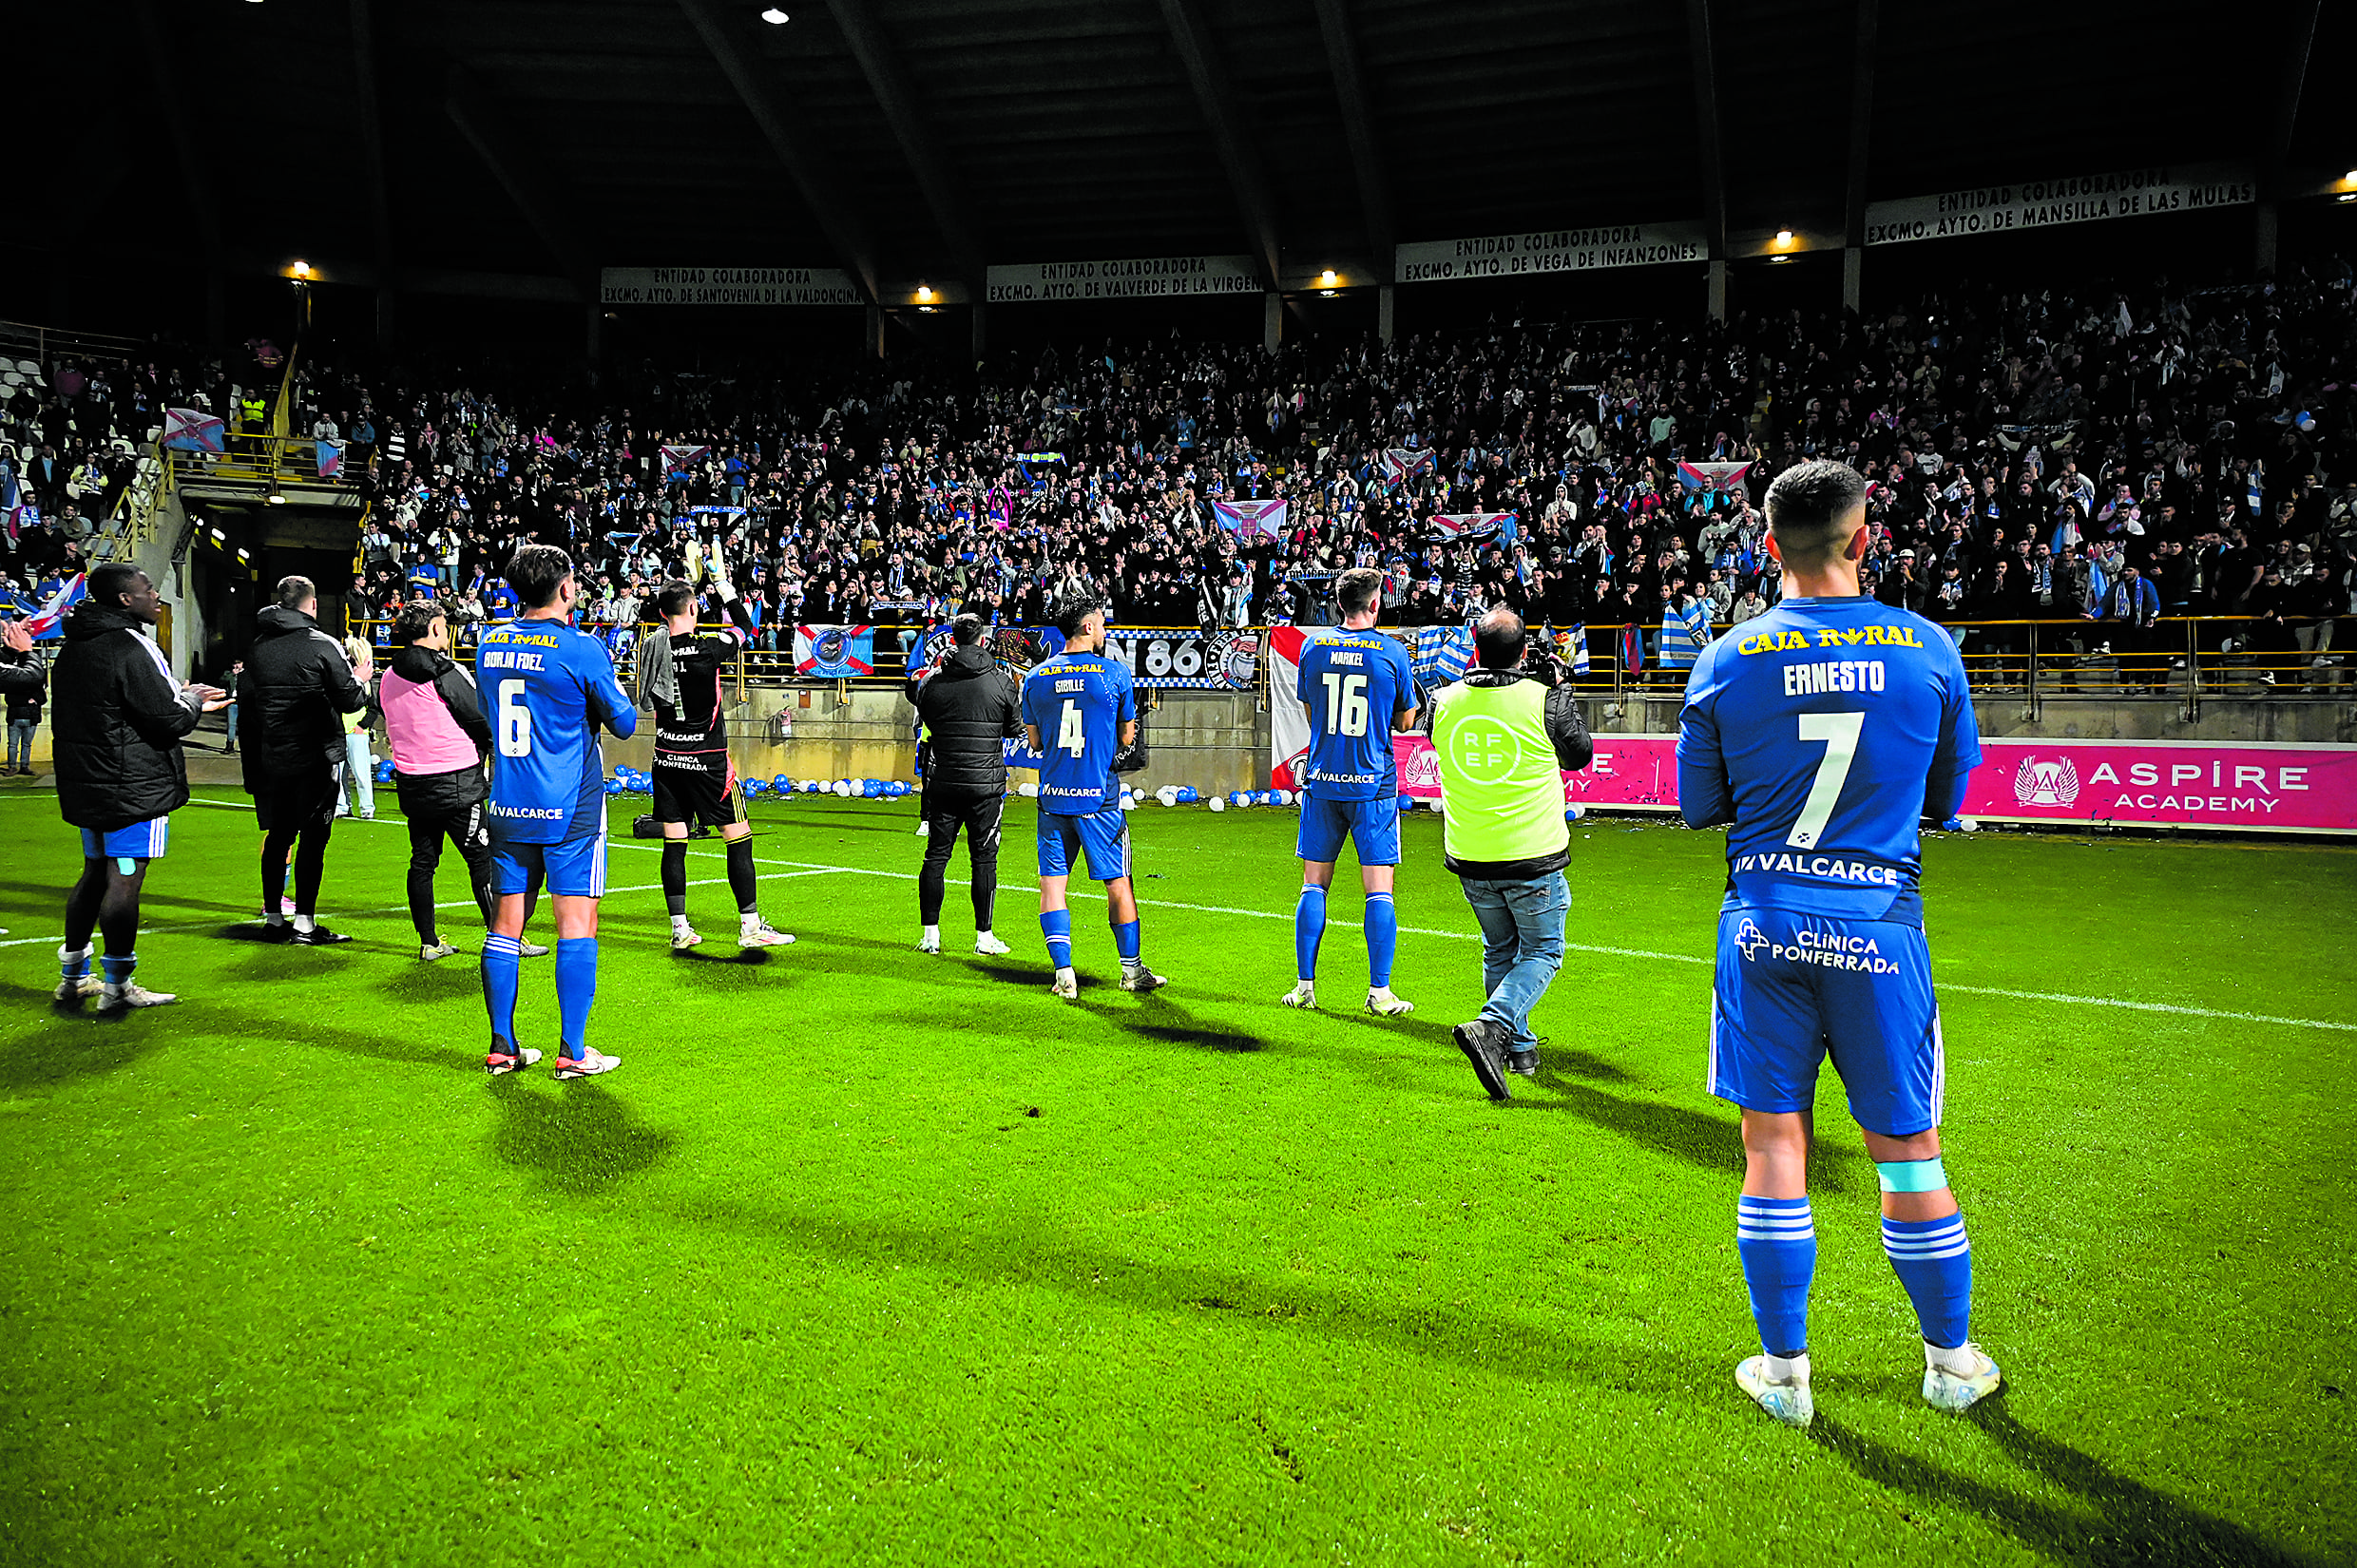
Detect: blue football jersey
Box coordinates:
(1021, 650, 1135, 813)
(1677, 595, 1981, 919)
(1294, 628, 1417, 800)
(480, 616, 638, 844)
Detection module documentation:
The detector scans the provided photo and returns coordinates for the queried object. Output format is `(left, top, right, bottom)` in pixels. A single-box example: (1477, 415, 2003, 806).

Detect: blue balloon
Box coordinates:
(604, 778, 624, 795)
(773, 774, 792, 792)
(1397, 794, 1415, 813)
(888, 780, 910, 797)
(1177, 786, 1198, 804)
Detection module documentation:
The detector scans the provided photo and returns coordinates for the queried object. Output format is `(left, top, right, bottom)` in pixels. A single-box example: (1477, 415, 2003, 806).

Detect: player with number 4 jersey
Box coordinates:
(1021, 597, 1164, 998)
(1677, 460, 1996, 1431)
(1283, 567, 1420, 1017)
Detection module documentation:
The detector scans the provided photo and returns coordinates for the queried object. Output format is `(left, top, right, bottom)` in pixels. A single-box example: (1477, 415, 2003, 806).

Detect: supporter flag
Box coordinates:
(1552, 623, 1591, 676)
(1675, 460, 1753, 492)
(163, 408, 226, 454)
(22, 572, 87, 641)
(315, 439, 343, 479)
(660, 443, 710, 477)
(1619, 622, 1644, 675)
(793, 623, 875, 679)
(1375, 447, 1437, 486)
(1410, 623, 1476, 687)
(1264, 624, 1331, 787)
(909, 623, 957, 680)
(4, 500, 34, 545)
(1214, 499, 1288, 540)
(1430, 511, 1519, 545)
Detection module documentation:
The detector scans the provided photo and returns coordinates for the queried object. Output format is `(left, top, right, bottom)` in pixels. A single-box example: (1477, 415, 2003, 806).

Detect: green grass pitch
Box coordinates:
(0, 787, 2349, 1566)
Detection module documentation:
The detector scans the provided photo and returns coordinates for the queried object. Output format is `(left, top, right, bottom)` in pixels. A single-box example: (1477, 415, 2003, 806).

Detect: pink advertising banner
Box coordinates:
(1392, 735, 2357, 834)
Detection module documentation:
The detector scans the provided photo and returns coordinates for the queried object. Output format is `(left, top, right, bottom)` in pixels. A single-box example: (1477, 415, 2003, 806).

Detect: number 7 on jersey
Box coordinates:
(1787, 711, 1863, 850)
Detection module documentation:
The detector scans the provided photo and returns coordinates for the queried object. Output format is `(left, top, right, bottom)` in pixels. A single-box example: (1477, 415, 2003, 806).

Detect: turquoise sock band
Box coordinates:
(1876, 1157, 1949, 1194)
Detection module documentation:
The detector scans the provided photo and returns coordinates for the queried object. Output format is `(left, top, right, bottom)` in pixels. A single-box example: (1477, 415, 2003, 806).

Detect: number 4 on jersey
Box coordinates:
(1057, 699, 1087, 756)
(1787, 711, 1863, 849)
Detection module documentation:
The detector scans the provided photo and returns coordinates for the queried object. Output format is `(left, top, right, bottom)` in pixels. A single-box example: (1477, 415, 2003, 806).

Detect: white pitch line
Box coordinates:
(100, 798, 2357, 1035)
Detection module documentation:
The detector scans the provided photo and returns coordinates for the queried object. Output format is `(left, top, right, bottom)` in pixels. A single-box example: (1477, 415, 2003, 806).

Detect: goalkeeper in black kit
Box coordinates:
(637, 574, 794, 951)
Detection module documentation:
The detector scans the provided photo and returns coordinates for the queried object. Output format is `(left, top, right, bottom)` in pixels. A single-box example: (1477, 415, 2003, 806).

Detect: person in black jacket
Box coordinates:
(44, 563, 227, 1009)
(908, 613, 1022, 954)
(240, 574, 372, 945)
(1, 633, 42, 776)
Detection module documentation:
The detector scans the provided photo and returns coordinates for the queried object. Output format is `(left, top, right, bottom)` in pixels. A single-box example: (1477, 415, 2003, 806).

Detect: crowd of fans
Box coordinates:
(6, 260, 2356, 691)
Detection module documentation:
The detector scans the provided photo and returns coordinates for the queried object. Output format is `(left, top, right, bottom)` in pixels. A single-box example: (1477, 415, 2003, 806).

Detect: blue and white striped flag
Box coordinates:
(1411, 623, 1475, 686)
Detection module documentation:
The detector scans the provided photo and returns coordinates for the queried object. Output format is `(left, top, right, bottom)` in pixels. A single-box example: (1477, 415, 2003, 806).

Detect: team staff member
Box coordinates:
(46, 564, 227, 1009)
(479, 545, 637, 1078)
(637, 574, 793, 951)
(1678, 459, 1998, 1429)
(1283, 565, 1420, 1017)
(1428, 609, 1592, 1100)
(378, 601, 547, 963)
(1020, 596, 1166, 998)
(242, 575, 371, 945)
(910, 613, 1022, 955)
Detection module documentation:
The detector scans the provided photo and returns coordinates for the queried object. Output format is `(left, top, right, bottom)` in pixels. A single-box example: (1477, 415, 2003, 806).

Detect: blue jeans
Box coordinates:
(7, 717, 33, 770)
(1458, 871, 1569, 1049)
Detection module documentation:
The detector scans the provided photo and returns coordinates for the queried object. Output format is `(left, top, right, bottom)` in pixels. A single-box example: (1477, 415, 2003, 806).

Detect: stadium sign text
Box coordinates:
(599, 267, 864, 306)
(1394, 223, 1707, 283)
(1863, 163, 2254, 246)
(986, 257, 1260, 303)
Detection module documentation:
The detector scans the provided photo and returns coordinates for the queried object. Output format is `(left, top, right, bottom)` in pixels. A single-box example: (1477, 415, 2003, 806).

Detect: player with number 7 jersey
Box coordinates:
(1677, 460, 1995, 1433)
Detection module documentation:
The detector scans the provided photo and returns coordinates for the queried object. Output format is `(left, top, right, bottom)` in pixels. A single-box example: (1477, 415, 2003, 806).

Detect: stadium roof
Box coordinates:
(46, 0, 2352, 303)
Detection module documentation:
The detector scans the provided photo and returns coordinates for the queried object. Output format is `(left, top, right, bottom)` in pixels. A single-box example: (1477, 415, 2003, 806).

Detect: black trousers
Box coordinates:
(919, 788, 1003, 930)
(403, 794, 493, 943)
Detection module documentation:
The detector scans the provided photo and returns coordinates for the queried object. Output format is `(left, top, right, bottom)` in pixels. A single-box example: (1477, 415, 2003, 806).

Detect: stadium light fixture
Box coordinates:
(209, 526, 225, 542)
(760, 7, 789, 21)
(2346, 168, 2356, 184)
(2342, 193, 2357, 203)
(916, 284, 934, 302)
(1774, 229, 1793, 247)
(291, 259, 311, 278)
(1319, 269, 1337, 286)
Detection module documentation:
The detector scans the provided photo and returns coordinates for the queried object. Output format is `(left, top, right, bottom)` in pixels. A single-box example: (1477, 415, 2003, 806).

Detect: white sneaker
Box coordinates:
(1922, 1342, 2002, 1411)
(552, 1048, 622, 1080)
(1280, 980, 1317, 1009)
(1735, 1354, 1814, 1427)
(1366, 985, 1415, 1017)
(916, 930, 942, 954)
(101, 980, 178, 1010)
(420, 940, 463, 961)
(670, 925, 704, 951)
(974, 932, 1012, 956)
(738, 923, 795, 947)
(52, 975, 99, 1005)
(1118, 963, 1169, 993)
(485, 1046, 544, 1076)
(1050, 968, 1079, 999)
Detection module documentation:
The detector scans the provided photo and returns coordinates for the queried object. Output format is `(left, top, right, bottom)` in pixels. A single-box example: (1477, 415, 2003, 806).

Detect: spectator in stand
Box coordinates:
(242, 575, 372, 945)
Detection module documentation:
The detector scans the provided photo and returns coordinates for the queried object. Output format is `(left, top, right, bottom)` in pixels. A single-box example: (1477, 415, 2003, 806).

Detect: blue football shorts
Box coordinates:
(1708, 902, 1945, 1138)
(490, 821, 608, 899)
(1296, 793, 1401, 867)
(1036, 806, 1131, 883)
(80, 815, 170, 863)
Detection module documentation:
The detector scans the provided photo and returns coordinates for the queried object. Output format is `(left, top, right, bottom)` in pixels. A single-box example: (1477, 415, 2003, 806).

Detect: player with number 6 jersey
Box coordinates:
(1283, 567, 1421, 1017)
(1677, 460, 1996, 1432)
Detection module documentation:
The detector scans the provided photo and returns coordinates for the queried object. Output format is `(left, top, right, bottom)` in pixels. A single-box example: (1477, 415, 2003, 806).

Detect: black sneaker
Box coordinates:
(1452, 1018, 1514, 1100)
(293, 924, 353, 946)
(259, 919, 293, 943)
(1508, 1046, 1540, 1078)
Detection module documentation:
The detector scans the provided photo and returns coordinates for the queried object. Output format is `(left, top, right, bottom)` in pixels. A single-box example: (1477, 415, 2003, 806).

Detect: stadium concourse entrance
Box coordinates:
(179, 506, 360, 684)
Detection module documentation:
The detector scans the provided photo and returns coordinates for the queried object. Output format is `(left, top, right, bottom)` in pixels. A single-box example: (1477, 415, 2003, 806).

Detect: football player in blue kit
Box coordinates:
(1281, 566, 1421, 1016)
(1677, 459, 1999, 1427)
(477, 545, 639, 1078)
(1021, 596, 1167, 999)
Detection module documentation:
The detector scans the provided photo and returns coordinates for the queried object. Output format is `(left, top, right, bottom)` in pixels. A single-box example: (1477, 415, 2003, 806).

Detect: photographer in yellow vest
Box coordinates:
(1428, 608, 1593, 1099)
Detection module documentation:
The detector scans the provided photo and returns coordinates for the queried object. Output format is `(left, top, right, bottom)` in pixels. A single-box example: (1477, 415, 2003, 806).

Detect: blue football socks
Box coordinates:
(100, 951, 136, 986)
(482, 933, 522, 1052)
(1884, 1212, 1973, 1348)
(554, 937, 598, 1061)
(1041, 908, 1073, 969)
(60, 945, 91, 985)
(1736, 1195, 1816, 1358)
(1293, 884, 1327, 981)
(1113, 919, 1140, 962)
(1363, 890, 1398, 988)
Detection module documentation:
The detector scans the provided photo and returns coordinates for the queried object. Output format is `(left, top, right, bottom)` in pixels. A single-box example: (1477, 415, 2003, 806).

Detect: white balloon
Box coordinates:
(1207, 795, 1226, 813)
(834, 779, 853, 797)
(1957, 817, 1981, 833)
(1119, 794, 1137, 812)
(1019, 781, 1039, 799)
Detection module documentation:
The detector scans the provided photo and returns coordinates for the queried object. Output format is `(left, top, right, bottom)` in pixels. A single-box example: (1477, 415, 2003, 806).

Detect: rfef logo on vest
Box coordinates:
(1447, 720, 1523, 782)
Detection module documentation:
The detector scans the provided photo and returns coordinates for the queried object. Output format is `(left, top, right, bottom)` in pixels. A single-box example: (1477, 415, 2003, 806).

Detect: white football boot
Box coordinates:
(1735, 1354, 1814, 1428)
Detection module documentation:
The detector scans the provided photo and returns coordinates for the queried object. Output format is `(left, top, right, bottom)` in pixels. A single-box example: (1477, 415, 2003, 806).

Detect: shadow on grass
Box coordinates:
(487, 1077, 674, 1196)
(0, 983, 164, 1088)
(1810, 1403, 2323, 1568)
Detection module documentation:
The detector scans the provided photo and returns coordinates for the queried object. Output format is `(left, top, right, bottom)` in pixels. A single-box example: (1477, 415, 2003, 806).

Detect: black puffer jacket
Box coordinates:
(240, 603, 368, 791)
(910, 644, 1022, 794)
(49, 603, 201, 830)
